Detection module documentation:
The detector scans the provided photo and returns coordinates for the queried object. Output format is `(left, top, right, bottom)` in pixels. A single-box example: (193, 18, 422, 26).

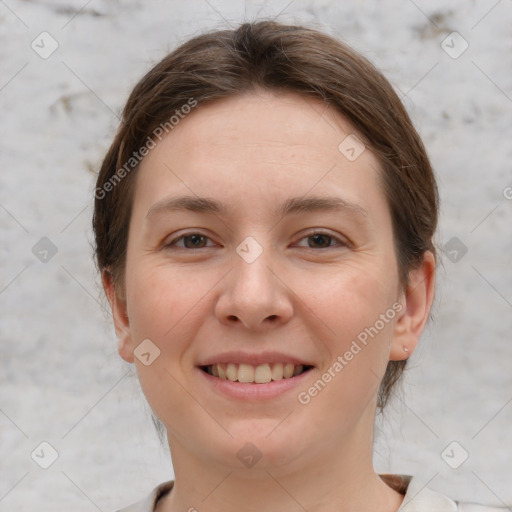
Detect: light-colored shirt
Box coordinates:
(114, 474, 504, 512)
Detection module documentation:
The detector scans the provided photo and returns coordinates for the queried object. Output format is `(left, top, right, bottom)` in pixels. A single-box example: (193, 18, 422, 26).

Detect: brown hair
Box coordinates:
(93, 20, 438, 410)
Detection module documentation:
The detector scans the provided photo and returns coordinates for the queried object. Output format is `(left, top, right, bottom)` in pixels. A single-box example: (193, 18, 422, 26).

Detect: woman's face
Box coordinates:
(109, 90, 428, 473)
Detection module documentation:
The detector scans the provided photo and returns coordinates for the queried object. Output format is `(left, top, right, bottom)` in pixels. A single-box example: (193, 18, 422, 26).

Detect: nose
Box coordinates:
(215, 245, 294, 331)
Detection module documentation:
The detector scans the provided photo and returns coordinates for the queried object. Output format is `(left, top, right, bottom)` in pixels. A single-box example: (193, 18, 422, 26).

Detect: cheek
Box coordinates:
(126, 261, 210, 339)
(300, 261, 398, 340)
(124, 262, 211, 420)
(295, 261, 398, 405)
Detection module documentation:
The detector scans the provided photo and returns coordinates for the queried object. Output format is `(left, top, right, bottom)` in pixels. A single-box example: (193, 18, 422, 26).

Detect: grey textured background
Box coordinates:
(1, 1, 511, 510)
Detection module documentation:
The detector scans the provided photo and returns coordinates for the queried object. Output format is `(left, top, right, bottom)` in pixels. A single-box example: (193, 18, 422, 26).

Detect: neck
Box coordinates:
(158, 409, 404, 512)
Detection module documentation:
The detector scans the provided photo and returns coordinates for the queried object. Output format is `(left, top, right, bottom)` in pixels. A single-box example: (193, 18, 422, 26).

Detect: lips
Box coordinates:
(201, 362, 312, 383)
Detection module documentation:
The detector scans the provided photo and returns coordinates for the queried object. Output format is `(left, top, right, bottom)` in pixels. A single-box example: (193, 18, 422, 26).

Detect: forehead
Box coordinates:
(132, 90, 385, 219)
(165, 91, 366, 164)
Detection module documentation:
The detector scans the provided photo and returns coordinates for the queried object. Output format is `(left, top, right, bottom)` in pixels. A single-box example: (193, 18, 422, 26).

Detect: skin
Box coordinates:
(103, 90, 435, 512)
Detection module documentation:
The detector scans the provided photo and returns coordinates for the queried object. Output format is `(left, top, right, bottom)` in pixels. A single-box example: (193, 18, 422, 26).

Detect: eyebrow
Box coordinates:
(146, 194, 369, 222)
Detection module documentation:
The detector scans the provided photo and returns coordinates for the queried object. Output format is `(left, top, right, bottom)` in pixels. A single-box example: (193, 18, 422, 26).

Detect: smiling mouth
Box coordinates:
(200, 363, 314, 383)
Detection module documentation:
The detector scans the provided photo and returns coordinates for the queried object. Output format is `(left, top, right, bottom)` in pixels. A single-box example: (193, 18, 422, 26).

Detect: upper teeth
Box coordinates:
(206, 363, 305, 383)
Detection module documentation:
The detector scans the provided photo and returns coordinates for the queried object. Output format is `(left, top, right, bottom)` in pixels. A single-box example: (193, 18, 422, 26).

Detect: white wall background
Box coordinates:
(0, 1, 511, 510)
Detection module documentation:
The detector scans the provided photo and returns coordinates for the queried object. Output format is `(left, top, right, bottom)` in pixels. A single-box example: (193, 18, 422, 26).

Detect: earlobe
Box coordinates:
(389, 251, 436, 361)
(101, 269, 135, 364)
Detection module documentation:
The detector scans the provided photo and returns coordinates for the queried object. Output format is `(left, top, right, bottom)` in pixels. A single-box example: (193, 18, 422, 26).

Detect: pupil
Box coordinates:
(185, 235, 205, 248)
(310, 234, 330, 248)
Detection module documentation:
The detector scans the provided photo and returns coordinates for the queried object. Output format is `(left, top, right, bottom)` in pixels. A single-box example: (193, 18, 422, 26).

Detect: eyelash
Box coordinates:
(165, 230, 348, 251)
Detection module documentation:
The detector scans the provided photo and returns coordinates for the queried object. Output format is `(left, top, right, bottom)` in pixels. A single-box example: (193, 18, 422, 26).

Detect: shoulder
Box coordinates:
(114, 477, 506, 512)
(114, 481, 174, 512)
(388, 475, 505, 512)
(457, 504, 508, 512)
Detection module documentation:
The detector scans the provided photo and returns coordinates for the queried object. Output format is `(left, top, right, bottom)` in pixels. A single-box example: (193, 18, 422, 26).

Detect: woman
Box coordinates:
(93, 21, 499, 512)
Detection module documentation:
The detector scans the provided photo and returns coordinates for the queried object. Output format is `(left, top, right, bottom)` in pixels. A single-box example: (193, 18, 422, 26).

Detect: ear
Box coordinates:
(389, 251, 436, 361)
(102, 270, 135, 363)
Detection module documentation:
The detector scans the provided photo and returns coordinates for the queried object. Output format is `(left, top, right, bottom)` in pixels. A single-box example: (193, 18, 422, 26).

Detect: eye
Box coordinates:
(295, 231, 347, 249)
(164, 231, 347, 251)
(165, 233, 216, 249)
